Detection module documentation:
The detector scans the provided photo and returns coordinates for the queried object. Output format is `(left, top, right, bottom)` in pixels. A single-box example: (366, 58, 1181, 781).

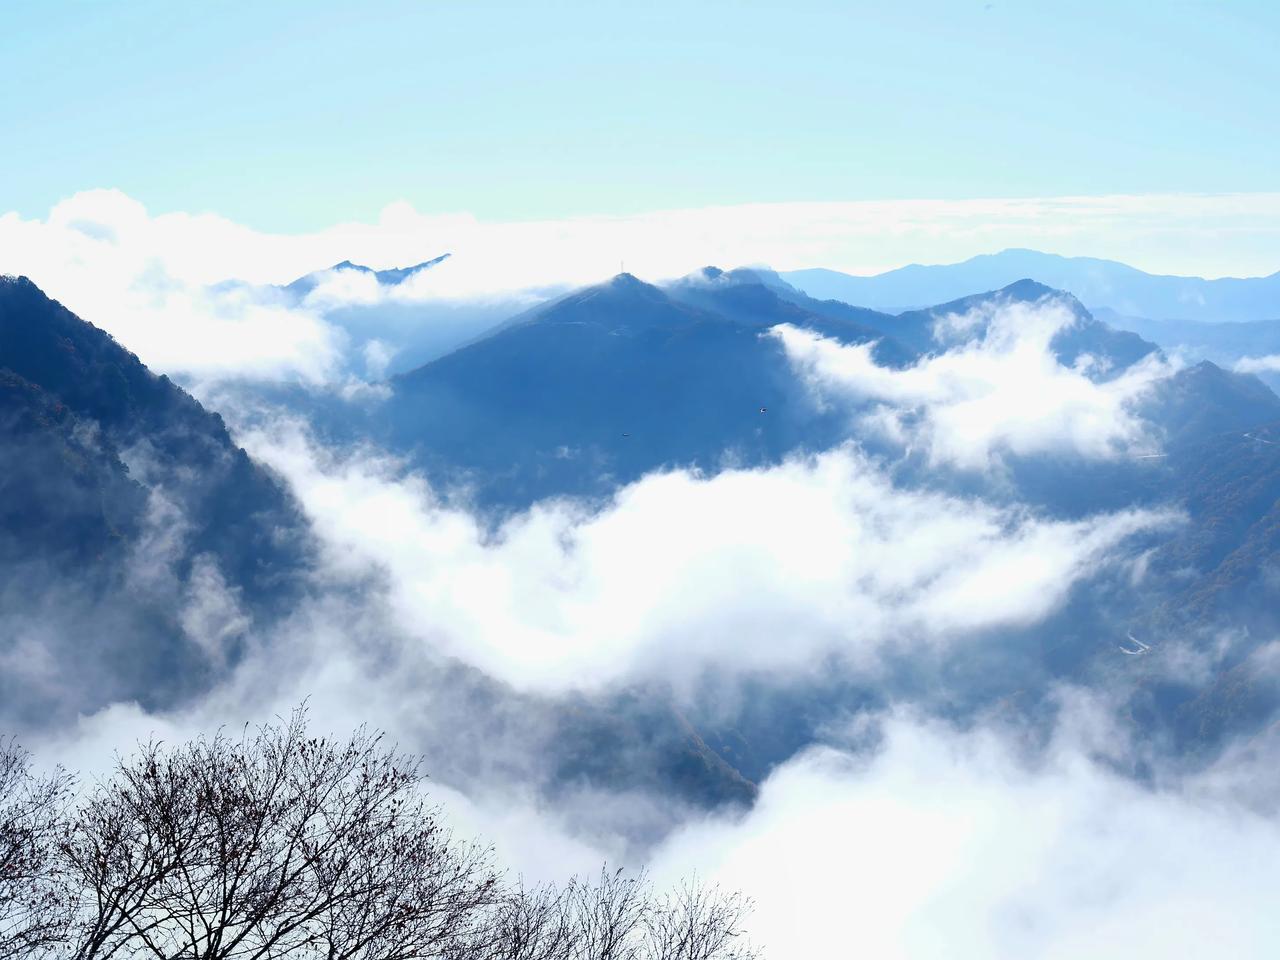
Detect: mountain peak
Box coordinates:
(284, 254, 450, 296)
(367, 254, 451, 284)
(608, 271, 648, 289)
(669, 265, 795, 297)
(589, 272, 676, 304)
(910, 279, 1085, 320)
(998, 278, 1059, 300)
(470, 270, 701, 339)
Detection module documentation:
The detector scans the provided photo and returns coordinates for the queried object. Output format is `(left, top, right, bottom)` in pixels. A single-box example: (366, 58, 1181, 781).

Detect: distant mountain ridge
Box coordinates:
(784, 249, 1280, 321)
(283, 253, 452, 298)
(384, 270, 861, 508)
(375, 270, 1172, 510)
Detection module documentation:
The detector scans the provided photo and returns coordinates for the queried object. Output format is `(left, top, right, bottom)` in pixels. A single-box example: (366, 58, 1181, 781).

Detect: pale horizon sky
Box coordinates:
(5, 189, 1280, 293)
(3, 1, 1279, 252)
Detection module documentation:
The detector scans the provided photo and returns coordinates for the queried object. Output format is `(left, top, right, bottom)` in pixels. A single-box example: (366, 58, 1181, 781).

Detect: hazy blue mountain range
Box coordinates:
(784, 248, 1280, 321)
(210, 255, 532, 379)
(369, 265, 1280, 765)
(7, 264, 1280, 808)
(377, 271, 1173, 511)
(383, 271, 870, 508)
(792, 275, 1158, 374)
(674, 268, 1158, 374)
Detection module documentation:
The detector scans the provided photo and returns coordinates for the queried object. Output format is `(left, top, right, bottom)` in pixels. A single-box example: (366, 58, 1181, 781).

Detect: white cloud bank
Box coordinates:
(239, 421, 1173, 695)
(0, 191, 344, 381)
(649, 708, 1280, 959)
(3, 188, 1280, 379)
(775, 298, 1173, 470)
(1235, 354, 1280, 374)
(47, 682, 1280, 958)
(33, 638, 1280, 957)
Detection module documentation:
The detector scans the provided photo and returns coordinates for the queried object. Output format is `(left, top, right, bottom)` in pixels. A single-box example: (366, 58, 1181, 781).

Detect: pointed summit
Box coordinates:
(283, 253, 450, 297)
(607, 271, 647, 289)
(999, 278, 1061, 301)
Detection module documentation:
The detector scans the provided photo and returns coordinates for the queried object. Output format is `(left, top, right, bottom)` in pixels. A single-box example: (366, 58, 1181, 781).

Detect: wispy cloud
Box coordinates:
(774, 298, 1172, 470)
(1236, 354, 1280, 374)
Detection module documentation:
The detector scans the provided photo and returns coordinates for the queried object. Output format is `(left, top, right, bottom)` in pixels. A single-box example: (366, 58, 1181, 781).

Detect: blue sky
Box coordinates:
(3, 1, 1278, 233)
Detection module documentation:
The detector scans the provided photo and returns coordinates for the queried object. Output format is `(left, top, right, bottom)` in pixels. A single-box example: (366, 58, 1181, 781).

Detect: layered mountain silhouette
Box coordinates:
(778, 275, 1159, 374)
(376, 271, 1174, 510)
(371, 266, 1280, 768)
(380, 270, 910, 509)
(9, 261, 1280, 804)
(1095, 309, 1280, 390)
(0, 275, 759, 810)
(785, 248, 1280, 321)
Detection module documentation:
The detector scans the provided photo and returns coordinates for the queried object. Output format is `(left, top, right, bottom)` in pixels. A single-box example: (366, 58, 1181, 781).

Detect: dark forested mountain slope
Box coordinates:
(0, 275, 308, 600)
(0, 367, 144, 568)
(0, 276, 311, 719)
(1139, 361, 1280, 448)
(1156, 421, 1280, 623)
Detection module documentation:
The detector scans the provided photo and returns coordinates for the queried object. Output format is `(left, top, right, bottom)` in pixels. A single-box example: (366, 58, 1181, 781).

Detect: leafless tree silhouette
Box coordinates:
(482, 880, 574, 960)
(644, 880, 758, 960)
(62, 710, 499, 960)
(472, 869, 758, 960)
(0, 738, 72, 960)
(0, 710, 759, 960)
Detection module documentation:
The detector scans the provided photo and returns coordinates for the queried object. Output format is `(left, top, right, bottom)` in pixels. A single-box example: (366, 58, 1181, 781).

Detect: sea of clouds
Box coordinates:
(6, 190, 1280, 957)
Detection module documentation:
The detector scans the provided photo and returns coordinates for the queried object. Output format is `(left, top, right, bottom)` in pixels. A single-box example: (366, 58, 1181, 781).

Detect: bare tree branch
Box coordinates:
(0, 711, 762, 960)
(0, 738, 73, 960)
